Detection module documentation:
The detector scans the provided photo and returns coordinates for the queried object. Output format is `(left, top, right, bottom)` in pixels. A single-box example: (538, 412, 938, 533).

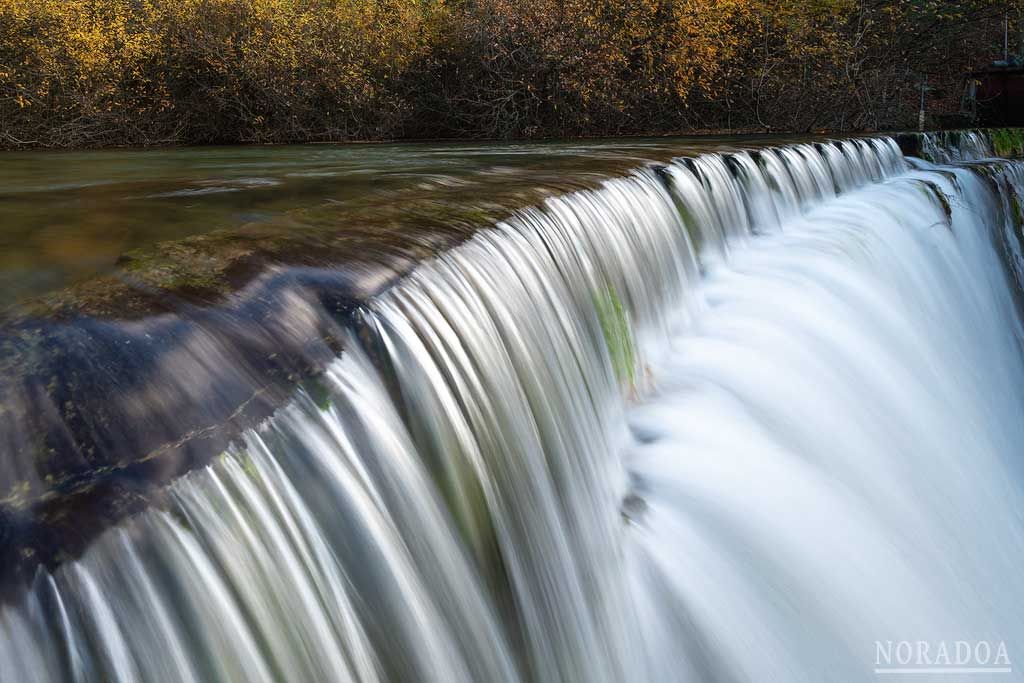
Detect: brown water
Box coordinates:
(0, 136, 794, 312)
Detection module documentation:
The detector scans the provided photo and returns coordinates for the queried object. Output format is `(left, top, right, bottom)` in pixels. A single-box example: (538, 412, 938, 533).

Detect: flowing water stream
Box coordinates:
(2, 133, 1024, 681)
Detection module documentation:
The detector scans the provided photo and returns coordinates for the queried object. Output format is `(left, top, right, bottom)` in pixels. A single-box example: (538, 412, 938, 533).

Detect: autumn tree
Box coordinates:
(0, 0, 1016, 145)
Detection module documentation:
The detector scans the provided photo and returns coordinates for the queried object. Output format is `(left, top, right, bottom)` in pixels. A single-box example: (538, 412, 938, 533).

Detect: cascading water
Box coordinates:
(3, 133, 1024, 682)
(918, 130, 995, 164)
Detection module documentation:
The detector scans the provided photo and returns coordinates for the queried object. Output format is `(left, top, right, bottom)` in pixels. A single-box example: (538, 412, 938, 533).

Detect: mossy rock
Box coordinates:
(990, 128, 1024, 158)
(1010, 192, 1024, 238)
(593, 285, 636, 387)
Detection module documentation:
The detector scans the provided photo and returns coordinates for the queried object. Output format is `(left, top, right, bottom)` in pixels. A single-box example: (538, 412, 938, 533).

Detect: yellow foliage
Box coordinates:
(0, 0, 1013, 144)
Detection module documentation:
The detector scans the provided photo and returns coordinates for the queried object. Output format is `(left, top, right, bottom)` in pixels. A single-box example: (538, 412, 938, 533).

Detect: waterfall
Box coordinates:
(916, 130, 995, 164)
(3, 133, 1024, 682)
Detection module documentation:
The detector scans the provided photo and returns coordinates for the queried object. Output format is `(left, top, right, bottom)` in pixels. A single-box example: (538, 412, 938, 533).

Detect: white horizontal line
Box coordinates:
(874, 668, 1012, 675)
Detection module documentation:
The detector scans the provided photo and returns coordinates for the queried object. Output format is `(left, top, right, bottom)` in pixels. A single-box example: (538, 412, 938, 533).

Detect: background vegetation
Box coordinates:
(0, 0, 1018, 147)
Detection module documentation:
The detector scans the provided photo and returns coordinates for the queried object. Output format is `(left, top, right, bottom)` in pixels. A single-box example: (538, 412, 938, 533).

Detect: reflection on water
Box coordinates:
(0, 136, 802, 310)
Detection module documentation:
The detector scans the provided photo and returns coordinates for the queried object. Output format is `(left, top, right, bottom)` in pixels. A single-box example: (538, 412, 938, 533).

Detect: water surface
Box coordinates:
(4, 132, 1024, 682)
(0, 136, 799, 311)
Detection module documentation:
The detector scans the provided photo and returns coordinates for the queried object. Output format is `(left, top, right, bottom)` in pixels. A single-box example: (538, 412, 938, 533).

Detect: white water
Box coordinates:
(919, 130, 995, 164)
(4, 136, 1024, 682)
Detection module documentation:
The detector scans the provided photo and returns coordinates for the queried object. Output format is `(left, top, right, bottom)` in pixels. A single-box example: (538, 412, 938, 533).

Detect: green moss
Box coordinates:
(990, 128, 1024, 158)
(1011, 193, 1024, 235)
(594, 285, 636, 387)
(241, 454, 260, 479)
(303, 376, 333, 412)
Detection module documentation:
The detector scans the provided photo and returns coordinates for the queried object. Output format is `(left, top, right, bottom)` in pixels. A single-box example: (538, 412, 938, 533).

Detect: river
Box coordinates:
(0, 130, 1022, 682)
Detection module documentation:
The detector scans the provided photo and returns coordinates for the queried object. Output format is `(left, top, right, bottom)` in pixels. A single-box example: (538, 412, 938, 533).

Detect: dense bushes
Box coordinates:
(0, 0, 434, 144)
(0, 0, 1016, 146)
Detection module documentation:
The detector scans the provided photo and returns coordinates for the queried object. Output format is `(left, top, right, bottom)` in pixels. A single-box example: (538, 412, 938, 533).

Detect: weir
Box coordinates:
(2, 131, 1024, 681)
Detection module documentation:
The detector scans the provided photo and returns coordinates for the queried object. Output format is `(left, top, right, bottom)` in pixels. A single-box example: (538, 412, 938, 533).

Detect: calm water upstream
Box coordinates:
(1, 130, 1023, 682)
(0, 136, 795, 310)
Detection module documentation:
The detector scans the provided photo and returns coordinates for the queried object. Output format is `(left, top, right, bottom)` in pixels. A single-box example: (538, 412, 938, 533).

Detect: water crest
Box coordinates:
(3, 133, 1024, 682)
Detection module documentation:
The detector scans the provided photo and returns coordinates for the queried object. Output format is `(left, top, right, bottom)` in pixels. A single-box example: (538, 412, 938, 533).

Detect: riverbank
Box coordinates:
(1, 0, 1012, 149)
(0, 126, 792, 152)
